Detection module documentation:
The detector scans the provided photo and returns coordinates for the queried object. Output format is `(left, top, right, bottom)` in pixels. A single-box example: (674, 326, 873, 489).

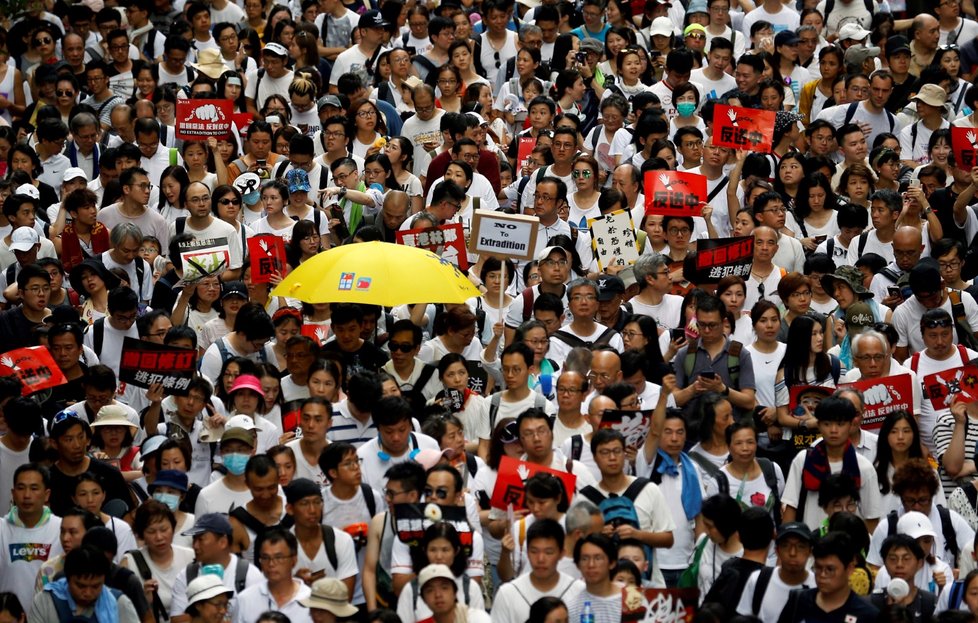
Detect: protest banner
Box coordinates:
(841, 373, 914, 430)
(118, 337, 197, 395)
(248, 235, 287, 284)
(178, 237, 230, 284)
(788, 385, 834, 449)
(393, 503, 473, 554)
(588, 210, 639, 270)
(953, 127, 978, 170)
(175, 99, 233, 141)
(516, 136, 537, 172)
(301, 324, 331, 346)
(0, 346, 67, 396)
(711, 104, 775, 153)
(644, 171, 708, 218)
(465, 360, 490, 395)
(922, 363, 978, 409)
(468, 210, 539, 260)
(622, 587, 698, 623)
(232, 112, 253, 135)
(690, 236, 754, 284)
(396, 223, 469, 271)
(599, 409, 652, 450)
(490, 455, 576, 511)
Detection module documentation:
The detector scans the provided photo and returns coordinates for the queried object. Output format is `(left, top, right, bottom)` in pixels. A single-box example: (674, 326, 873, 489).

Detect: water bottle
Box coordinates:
(581, 601, 594, 623)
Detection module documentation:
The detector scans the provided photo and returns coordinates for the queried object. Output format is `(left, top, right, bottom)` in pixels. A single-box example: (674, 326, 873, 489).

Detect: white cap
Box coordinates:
(839, 22, 871, 41)
(896, 511, 936, 540)
(63, 167, 87, 183)
(10, 227, 39, 252)
(15, 184, 39, 200)
(650, 16, 674, 38)
(263, 42, 289, 57)
(417, 564, 456, 590)
(466, 111, 488, 126)
(225, 414, 263, 431)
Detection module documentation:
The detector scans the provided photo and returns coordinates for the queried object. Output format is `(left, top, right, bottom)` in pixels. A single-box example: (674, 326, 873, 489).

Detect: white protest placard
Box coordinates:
(588, 209, 639, 270)
(467, 210, 540, 261)
(177, 237, 230, 284)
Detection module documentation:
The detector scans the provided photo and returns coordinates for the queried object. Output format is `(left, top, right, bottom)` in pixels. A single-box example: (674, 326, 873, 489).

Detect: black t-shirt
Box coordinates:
(704, 558, 766, 609)
(0, 306, 42, 351)
(321, 339, 390, 375)
(886, 78, 916, 114)
(49, 457, 133, 516)
(777, 587, 880, 623)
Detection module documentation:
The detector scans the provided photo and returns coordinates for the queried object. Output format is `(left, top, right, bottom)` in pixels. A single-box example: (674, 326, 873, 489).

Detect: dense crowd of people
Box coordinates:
(5, 0, 978, 621)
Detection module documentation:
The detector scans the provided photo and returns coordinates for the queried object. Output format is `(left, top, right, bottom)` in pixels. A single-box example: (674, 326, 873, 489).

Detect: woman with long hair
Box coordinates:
(611, 47, 654, 100)
(690, 392, 735, 468)
(467, 256, 515, 348)
(496, 47, 542, 134)
(773, 152, 805, 210)
(716, 275, 753, 344)
(567, 154, 601, 229)
(217, 70, 248, 113)
(794, 172, 840, 253)
(747, 300, 787, 437)
(758, 78, 786, 113)
(171, 274, 222, 345)
(180, 139, 228, 190)
(199, 281, 248, 354)
(933, 46, 969, 115)
(385, 137, 424, 214)
(433, 64, 465, 114)
(267, 14, 296, 47)
(286, 220, 323, 270)
(399, 522, 485, 623)
(348, 99, 387, 159)
(875, 410, 944, 514)
(270, 307, 302, 372)
(364, 153, 399, 192)
(158, 165, 191, 222)
(597, 27, 636, 81)
(448, 40, 490, 91)
(307, 357, 345, 404)
(442, 160, 479, 222)
(619, 315, 670, 383)
(916, 128, 954, 182)
(6, 144, 57, 208)
(69, 259, 121, 325)
(774, 315, 842, 430)
(640, 214, 668, 256)
(773, 31, 810, 105)
(72, 472, 138, 562)
(431, 354, 490, 457)
(800, 46, 843, 120)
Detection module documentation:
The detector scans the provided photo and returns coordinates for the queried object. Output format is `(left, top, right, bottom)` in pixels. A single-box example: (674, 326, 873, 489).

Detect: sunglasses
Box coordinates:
(218, 198, 242, 205)
(572, 169, 593, 179)
(923, 318, 953, 329)
(424, 486, 451, 500)
(388, 341, 415, 353)
(34, 37, 53, 46)
(56, 90, 75, 97)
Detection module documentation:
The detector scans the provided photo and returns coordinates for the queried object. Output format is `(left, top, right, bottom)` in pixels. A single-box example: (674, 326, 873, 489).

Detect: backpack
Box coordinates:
(405, 364, 438, 414)
(488, 392, 547, 430)
(843, 101, 896, 133)
(229, 506, 296, 560)
(886, 505, 959, 563)
(186, 556, 250, 593)
(90, 317, 106, 358)
(751, 567, 776, 616)
(948, 290, 978, 352)
(948, 579, 968, 610)
(213, 337, 269, 370)
(549, 327, 617, 351)
(909, 344, 970, 373)
(686, 450, 730, 496)
(127, 549, 169, 621)
(682, 339, 744, 387)
(856, 231, 870, 258)
(252, 69, 266, 104)
(580, 479, 655, 575)
(142, 29, 160, 61)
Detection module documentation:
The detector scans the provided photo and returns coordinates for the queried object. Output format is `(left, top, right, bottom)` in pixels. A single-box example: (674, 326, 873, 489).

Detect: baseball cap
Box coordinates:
(285, 478, 322, 504)
(909, 258, 942, 296)
(596, 275, 625, 301)
(63, 167, 87, 183)
(10, 227, 40, 252)
(140, 435, 168, 459)
(15, 184, 40, 200)
(844, 44, 882, 68)
(149, 469, 189, 493)
(839, 23, 871, 41)
(219, 426, 256, 447)
(886, 35, 911, 57)
(182, 512, 233, 537)
(579, 38, 603, 54)
(684, 23, 706, 36)
(896, 511, 937, 540)
(287, 168, 312, 193)
(776, 522, 814, 544)
(263, 42, 289, 57)
(221, 281, 248, 300)
(318, 95, 342, 111)
(535, 245, 571, 262)
(418, 564, 456, 590)
(359, 10, 390, 29)
(650, 16, 673, 38)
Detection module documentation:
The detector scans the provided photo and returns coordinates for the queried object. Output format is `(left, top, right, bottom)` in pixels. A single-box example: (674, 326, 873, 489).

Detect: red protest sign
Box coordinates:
(232, 112, 253, 135)
(840, 373, 914, 430)
(175, 99, 233, 141)
(644, 171, 708, 217)
(922, 364, 978, 410)
(712, 104, 775, 153)
(952, 127, 978, 171)
(248, 235, 287, 284)
(301, 324, 331, 346)
(396, 223, 468, 271)
(517, 136, 537, 174)
(490, 455, 576, 510)
(0, 346, 67, 396)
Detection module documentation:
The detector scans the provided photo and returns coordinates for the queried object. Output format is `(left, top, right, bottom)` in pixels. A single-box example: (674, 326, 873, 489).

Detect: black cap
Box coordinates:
(886, 35, 911, 58)
(596, 275, 625, 301)
(776, 522, 814, 544)
(909, 258, 942, 296)
(285, 478, 323, 504)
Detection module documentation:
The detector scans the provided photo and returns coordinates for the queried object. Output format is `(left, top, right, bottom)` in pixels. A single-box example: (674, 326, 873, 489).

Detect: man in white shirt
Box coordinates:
(135, 118, 181, 188)
(818, 72, 900, 149)
(329, 11, 389, 93)
(286, 479, 359, 596)
(848, 189, 900, 268)
(357, 396, 439, 490)
(893, 258, 978, 360)
(691, 36, 737, 101)
(34, 119, 71, 194)
(169, 181, 244, 281)
(491, 519, 584, 623)
(547, 279, 624, 367)
(231, 530, 312, 623)
(99, 222, 155, 304)
(736, 523, 816, 621)
(245, 43, 295, 116)
(627, 254, 684, 328)
(82, 287, 139, 373)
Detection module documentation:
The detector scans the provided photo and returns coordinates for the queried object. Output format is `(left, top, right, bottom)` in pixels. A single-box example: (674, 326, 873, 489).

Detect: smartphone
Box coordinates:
(257, 158, 266, 168)
(887, 285, 901, 298)
(670, 328, 686, 342)
(909, 178, 921, 190)
(815, 235, 827, 244)
(700, 371, 717, 380)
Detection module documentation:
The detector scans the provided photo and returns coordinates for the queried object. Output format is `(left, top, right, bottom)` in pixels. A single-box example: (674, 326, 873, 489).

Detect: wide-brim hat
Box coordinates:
(191, 48, 227, 80)
(69, 259, 121, 296)
(821, 265, 872, 300)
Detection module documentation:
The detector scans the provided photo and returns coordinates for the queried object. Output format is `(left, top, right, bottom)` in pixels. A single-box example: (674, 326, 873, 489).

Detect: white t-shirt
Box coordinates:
(741, 4, 799, 36)
(167, 217, 243, 269)
(904, 346, 978, 451)
(122, 546, 196, 613)
(781, 448, 882, 530)
(893, 291, 978, 354)
(629, 295, 684, 329)
(745, 343, 787, 408)
(0, 442, 30, 515)
(330, 46, 372, 87)
(357, 433, 441, 490)
(847, 228, 895, 266)
(82, 318, 139, 375)
(490, 573, 584, 623)
(691, 68, 737, 102)
(246, 68, 294, 109)
(736, 567, 816, 621)
(194, 477, 253, 515)
(0, 513, 62, 612)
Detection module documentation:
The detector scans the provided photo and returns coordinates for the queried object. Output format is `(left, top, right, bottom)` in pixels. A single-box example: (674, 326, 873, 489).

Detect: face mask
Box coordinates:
(153, 492, 180, 511)
(243, 191, 260, 205)
(676, 102, 696, 117)
(223, 453, 250, 476)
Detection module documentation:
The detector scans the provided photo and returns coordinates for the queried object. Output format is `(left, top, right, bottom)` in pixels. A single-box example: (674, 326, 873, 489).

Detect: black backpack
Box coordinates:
(886, 505, 959, 563)
(128, 549, 169, 621)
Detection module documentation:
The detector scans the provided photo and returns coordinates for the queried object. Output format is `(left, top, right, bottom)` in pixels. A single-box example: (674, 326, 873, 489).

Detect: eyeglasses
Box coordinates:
(357, 110, 377, 118)
(902, 495, 932, 507)
(388, 341, 415, 353)
(540, 259, 568, 267)
(258, 554, 294, 565)
(218, 197, 242, 205)
(596, 447, 624, 457)
(939, 260, 961, 271)
(570, 294, 597, 302)
(187, 195, 211, 205)
(128, 182, 152, 190)
(384, 488, 408, 499)
(424, 486, 451, 500)
(324, 130, 345, 138)
(789, 290, 812, 298)
(764, 207, 787, 214)
(854, 354, 886, 362)
(533, 193, 557, 203)
(340, 458, 363, 470)
(572, 169, 593, 179)
(25, 286, 51, 295)
(698, 321, 721, 331)
(667, 227, 691, 236)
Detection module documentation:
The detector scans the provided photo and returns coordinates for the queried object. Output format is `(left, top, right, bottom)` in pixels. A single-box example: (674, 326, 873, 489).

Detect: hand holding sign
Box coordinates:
(953, 127, 978, 170)
(644, 171, 707, 218)
(712, 104, 775, 153)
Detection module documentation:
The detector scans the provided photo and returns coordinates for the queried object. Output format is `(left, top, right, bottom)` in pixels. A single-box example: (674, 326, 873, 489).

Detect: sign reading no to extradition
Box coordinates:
(467, 210, 540, 261)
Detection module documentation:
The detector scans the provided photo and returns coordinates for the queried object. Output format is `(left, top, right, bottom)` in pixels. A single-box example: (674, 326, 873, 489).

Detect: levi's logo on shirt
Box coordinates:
(9, 542, 52, 562)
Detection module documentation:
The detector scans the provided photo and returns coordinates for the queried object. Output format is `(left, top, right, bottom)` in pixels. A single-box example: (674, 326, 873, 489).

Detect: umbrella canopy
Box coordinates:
(271, 241, 481, 306)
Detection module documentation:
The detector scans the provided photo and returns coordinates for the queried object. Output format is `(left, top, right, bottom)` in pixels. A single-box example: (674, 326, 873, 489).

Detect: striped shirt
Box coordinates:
(326, 401, 377, 448)
(933, 411, 978, 496)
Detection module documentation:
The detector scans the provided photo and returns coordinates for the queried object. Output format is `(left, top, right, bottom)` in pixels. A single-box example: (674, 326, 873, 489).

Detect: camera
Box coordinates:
(576, 51, 587, 63)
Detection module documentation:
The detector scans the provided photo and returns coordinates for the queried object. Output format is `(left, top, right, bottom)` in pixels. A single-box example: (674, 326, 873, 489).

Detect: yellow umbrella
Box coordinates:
(271, 241, 481, 305)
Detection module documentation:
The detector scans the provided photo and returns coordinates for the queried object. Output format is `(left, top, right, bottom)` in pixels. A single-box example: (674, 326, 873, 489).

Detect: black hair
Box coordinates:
(64, 545, 110, 579)
(738, 506, 775, 550)
(319, 442, 357, 482)
(814, 531, 856, 566)
(701, 494, 741, 541)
